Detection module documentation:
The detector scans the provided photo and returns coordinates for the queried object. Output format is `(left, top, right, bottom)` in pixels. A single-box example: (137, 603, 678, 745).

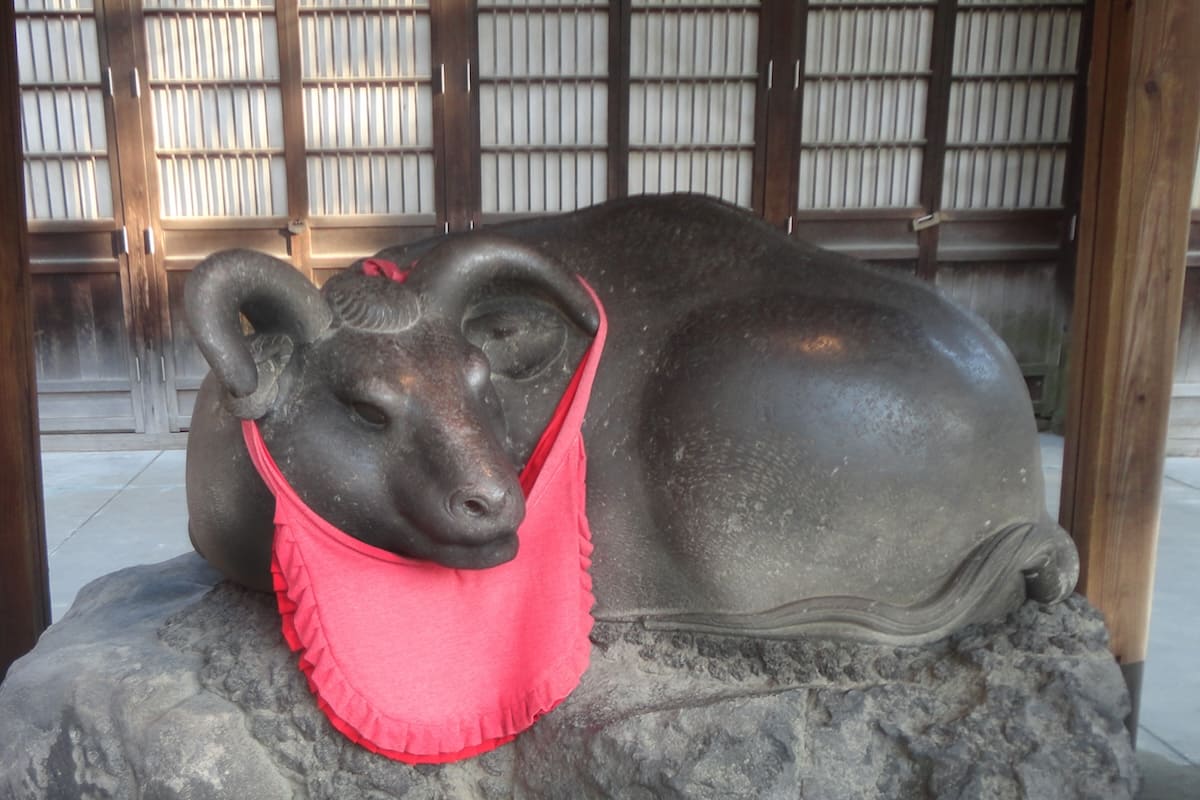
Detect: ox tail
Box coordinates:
(637, 519, 1080, 647)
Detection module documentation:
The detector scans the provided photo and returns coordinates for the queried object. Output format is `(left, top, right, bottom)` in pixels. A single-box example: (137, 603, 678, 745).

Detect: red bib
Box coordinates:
(241, 273, 606, 764)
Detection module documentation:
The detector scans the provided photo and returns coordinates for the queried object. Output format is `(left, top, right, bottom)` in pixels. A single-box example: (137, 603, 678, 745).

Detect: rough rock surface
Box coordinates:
(0, 554, 1137, 799)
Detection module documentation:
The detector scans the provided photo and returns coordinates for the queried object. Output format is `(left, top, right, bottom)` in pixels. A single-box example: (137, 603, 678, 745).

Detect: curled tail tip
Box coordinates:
(1022, 522, 1080, 603)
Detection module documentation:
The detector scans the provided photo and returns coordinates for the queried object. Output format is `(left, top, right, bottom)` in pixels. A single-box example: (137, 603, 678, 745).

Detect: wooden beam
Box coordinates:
(1060, 0, 1200, 734)
(0, 0, 51, 680)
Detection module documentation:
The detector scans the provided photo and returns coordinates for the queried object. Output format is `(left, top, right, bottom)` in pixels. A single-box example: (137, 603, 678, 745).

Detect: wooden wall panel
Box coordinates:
(936, 260, 1067, 416)
(1168, 266, 1200, 454)
(1176, 266, 1200, 383)
(31, 273, 130, 381)
(31, 270, 138, 432)
(1166, 395, 1200, 456)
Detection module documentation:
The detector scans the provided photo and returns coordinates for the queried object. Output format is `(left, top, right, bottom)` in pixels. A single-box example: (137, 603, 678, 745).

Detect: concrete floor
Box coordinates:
(37, 435, 1200, 797)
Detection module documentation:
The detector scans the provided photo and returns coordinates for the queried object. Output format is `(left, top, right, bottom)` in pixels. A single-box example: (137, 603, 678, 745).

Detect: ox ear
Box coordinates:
(463, 298, 569, 381)
(463, 294, 591, 464)
(185, 249, 332, 420)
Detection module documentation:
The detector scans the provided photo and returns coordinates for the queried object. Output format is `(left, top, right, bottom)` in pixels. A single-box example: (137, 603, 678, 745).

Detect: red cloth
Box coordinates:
(241, 269, 607, 764)
(360, 257, 412, 282)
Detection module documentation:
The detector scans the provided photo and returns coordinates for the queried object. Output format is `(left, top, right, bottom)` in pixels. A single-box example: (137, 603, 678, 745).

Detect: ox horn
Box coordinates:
(405, 234, 600, 335)
(185, 249, 332, 408)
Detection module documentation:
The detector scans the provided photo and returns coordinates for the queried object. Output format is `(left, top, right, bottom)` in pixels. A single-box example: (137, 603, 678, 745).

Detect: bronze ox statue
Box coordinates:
(185, 195, 1078, 645)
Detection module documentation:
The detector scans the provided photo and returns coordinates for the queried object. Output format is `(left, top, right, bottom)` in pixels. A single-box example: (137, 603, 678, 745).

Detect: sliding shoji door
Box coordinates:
(477, 0, 609, 220)
(932, 0, 1084, 417)
(627, 0, 761, 206)
(300, 0, 439, 280)
(138, 0, 294, 430)
(791, 0, 934, 268)
(474, 0, 767, 223)
(15, 0, 146, 433)
(17, 0, 1091, 436)
(778, 0, 1086, 419)
(137, 0, 443, 428)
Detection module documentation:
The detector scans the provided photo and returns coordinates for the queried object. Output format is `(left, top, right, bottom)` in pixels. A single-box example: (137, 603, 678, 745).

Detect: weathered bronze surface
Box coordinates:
(185, 195, 1078, 644)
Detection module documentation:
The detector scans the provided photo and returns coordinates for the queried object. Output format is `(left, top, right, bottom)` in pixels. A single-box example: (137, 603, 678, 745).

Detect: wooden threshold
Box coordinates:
(40, 432, 189, 453)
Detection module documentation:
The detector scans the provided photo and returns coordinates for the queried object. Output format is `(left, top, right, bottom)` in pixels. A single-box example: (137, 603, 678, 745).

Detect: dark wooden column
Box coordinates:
(755, 0, 806, 226)
(606, 0, 631, 202)
(277, 0, 314, 274)
(1060, 0, 1200, 734)
(0, 0, 51, 681)
(914, 0, 957, 282)
(431, 0, 481, 231)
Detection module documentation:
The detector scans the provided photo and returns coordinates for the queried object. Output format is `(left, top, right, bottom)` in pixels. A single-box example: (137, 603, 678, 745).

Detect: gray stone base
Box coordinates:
(0, 554, 1137, 799)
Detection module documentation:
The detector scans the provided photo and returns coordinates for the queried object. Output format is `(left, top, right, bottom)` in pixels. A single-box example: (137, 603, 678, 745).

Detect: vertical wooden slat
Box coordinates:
(105, 0, 169, 433)
(1060, 0, 1200, 735)
(607, 0, 631, 201)
(464, 1, 482, 229)
(916, 0, 957, 281)
(431, 0, 479, 231)
(1049, 0, 1095, 426)
(477, 3, 608, 216)
(750, 0, 777, 219)
(0, 0, 50, 680)
(757, 0, 805, 225)
(276, 0, 312, 274)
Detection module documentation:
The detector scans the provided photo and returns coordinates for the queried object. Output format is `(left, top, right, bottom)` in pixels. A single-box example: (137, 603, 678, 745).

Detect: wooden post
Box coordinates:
(754, 0, 806, 226)
(430, 0, 481, 231)
(914, 0, 957, 283)
(0, 0, 51, 681)
(277, 0, 314, 274)
(606, 0, 631, 203)
(1060, 0, 1200, 736)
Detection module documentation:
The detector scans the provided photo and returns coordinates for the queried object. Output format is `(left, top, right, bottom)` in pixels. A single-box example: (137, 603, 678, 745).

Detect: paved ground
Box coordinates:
(36, 435, 1199, 797)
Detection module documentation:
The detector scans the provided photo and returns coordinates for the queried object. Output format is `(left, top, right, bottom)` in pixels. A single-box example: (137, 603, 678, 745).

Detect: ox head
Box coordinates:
(185, 235, 599, 569)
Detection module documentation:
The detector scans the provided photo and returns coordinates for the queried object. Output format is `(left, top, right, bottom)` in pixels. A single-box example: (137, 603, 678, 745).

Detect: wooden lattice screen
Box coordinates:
(300, 1, 435, 217)
(17, 0, 112, 221)
(478, 1, 609, 214)
(16, 0, 1091, 437)
(627, 1, 759, 206)
(797, 3, 930, 211)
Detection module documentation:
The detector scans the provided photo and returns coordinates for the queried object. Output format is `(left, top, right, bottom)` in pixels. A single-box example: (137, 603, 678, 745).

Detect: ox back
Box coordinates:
(372, 195, 1078, 644)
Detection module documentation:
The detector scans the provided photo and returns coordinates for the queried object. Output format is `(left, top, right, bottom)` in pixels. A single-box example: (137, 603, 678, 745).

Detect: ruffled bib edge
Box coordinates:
(270, 485, 596, 763)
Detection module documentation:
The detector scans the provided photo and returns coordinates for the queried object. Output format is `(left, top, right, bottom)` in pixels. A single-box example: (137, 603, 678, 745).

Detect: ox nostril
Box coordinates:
(450, 487, 508, 522)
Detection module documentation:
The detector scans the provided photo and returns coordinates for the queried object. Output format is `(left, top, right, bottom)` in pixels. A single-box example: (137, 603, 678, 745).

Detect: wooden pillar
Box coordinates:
(430, 0, 481, 232)
(1060, 0, 1200, 735)
(0, 0, 51, 681)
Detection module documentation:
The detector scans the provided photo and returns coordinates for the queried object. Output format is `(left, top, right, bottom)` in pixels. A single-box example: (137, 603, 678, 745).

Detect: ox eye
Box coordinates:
(349, 401, 388, 429)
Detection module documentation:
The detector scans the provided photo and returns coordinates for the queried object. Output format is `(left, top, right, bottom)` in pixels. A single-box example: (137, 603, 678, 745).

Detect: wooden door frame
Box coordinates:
(19, 0, 151, 435)
(0, 0, 51, 681)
